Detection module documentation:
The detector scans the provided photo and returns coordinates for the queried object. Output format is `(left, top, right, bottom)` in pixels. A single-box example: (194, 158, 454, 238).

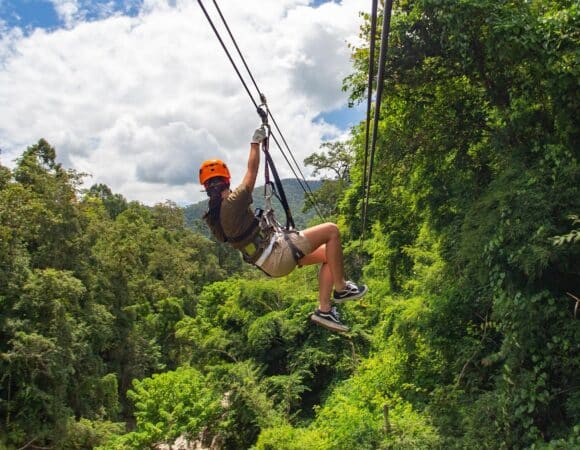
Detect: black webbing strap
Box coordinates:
(263, 149, 295, 230)
(257, 100, 295, 231)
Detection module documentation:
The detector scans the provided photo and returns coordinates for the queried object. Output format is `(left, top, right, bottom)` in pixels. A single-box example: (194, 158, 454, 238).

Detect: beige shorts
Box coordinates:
(258, 231, 313, 278)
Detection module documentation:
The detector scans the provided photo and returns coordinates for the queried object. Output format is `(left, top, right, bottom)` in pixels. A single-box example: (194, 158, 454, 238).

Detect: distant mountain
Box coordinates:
(183, 178, 322, 235)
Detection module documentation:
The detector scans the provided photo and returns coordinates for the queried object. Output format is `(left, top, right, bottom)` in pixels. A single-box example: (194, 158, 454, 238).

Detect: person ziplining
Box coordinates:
(195, 0, 374, 332)
(198, 121, 367, 333)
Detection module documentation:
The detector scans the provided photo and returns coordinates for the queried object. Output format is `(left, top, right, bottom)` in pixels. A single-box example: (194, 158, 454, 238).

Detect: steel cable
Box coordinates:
(361, 0, 394, 240)
(199, 0, 325, 220)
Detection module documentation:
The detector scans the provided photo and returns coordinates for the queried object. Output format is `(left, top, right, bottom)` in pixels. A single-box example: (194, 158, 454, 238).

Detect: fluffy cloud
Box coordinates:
(49, 0, 81, 28)
(0, 0, 365, 205)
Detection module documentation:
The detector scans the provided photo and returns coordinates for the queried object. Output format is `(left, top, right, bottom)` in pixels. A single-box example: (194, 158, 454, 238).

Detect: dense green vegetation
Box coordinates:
(1, 0, 578, 448)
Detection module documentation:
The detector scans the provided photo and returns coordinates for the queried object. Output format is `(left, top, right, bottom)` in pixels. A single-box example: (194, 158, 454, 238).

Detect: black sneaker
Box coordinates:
(310, 307, 349, 333)
(333, 281, 368, 303)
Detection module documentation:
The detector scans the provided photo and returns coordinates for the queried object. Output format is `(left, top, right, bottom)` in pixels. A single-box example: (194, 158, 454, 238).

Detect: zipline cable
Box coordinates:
(209, 0, 261, 100)
(210, 0, 324, 220)
(361, 0, 394, 240)
(196, 0, 258, 109)
(209, 0, 324, 220)
(199, 0, 325, 221)
(361, 0, 378, 230)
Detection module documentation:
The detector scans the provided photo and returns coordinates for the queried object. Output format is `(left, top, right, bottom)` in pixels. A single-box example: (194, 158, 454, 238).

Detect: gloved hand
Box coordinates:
(251, 125, 267, 144)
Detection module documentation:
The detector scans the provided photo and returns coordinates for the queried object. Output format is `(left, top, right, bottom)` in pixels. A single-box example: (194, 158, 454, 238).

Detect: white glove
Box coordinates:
(251, 126, 267, 144)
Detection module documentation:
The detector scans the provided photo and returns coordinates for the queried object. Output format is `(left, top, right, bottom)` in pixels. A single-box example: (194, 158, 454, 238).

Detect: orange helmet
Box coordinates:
(199, 159, 231, 185)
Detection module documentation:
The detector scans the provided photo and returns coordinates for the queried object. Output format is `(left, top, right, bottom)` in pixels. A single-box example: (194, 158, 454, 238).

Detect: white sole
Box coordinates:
(310, 314, 349, 333)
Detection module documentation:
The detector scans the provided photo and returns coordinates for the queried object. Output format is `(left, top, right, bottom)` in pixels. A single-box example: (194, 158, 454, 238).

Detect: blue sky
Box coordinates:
(317, 102, 365, 131)
(0, 1, 142, 30)
(1, 0, 340, 30)
(1, 0, 60, 30)
(0, 0, 366, 204)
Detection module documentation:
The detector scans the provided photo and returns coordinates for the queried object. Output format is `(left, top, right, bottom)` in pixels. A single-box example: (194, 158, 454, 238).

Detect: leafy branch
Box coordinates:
(551, 215, 580, 246)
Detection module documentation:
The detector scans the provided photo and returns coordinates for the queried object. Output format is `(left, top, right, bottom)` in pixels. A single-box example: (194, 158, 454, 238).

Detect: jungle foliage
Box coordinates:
(0, 0, 578, 449)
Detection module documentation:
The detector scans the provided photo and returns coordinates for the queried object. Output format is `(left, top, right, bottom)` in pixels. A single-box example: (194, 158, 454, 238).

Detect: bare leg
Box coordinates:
(318, 262, 333, 312)
(298, 223, 348, 310)
(299, 245, 333, 311)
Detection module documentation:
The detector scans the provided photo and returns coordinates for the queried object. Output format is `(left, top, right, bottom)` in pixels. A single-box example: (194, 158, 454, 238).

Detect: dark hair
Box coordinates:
(203, 177, 229, 242)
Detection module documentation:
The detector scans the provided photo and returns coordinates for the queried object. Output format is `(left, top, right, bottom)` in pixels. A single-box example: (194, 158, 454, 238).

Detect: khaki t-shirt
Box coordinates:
(219, 183, 259, 249)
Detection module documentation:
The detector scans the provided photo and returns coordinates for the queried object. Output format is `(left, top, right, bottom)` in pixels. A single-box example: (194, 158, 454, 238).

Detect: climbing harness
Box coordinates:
(236, 95, 305, 272)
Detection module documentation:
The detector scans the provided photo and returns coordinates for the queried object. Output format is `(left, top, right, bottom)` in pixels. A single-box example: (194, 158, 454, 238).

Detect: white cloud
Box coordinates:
(0, 0, 366, 205)
(48, 0, 82, 28)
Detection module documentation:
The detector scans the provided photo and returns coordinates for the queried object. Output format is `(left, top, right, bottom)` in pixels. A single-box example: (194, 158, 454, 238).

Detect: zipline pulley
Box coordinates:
(257, 92, 269, 124)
